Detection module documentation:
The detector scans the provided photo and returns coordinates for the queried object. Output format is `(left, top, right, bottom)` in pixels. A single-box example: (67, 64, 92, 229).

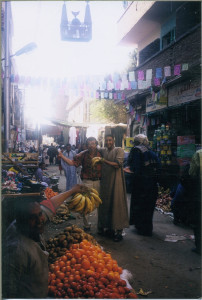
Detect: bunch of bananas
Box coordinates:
(67, 188, 102, 215)
(92, 156, 103, 167)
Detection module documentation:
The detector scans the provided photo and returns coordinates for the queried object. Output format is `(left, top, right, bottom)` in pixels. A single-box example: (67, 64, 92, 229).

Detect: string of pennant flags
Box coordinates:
(7, 63, 189, 101)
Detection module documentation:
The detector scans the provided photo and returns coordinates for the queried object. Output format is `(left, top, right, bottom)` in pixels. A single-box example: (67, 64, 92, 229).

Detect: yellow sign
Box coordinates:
(125, 137, 134, 148)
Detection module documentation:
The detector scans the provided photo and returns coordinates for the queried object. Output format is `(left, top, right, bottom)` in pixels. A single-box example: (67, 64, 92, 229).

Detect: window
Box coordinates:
(162, 28, 176, 49)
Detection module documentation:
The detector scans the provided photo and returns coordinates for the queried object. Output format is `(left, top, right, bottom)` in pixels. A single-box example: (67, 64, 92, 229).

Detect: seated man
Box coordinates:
(2, 184, 88, 298)
(35, 162, 50, 184)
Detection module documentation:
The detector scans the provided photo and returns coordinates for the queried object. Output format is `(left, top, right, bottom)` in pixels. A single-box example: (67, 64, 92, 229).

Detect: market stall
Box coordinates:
(45, 189, 137, 299)
(2, 152, 39, 174)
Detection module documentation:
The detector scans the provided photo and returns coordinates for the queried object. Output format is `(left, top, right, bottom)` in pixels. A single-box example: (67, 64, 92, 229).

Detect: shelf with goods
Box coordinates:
(2, 152, 39, 174)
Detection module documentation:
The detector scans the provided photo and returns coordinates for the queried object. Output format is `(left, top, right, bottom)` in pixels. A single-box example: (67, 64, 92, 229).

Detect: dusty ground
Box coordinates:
(45, 165, 201, 299)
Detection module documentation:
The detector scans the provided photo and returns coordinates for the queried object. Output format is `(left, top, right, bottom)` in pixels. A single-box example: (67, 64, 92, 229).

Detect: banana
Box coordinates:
(68, 193, 82, 203)
(83, 196, 90, 215)
(92, 157, 101, 166)
(68, 194, 83, 209)
(91, 195, 99, 208)
(86, 196, 93, 213)
(90, 192, 102, 205)
(74, 196, 86, 212)
(89, 195, 95, 209)
(90, 188, 99, 196)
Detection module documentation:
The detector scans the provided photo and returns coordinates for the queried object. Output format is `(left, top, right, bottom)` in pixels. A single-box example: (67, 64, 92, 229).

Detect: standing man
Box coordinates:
(98, 134, 129, 242)
(47, 143, 57, 165)
(2, 184, 88, 298)
(61, 144, 77, 190)
(58, 137, 102, 230)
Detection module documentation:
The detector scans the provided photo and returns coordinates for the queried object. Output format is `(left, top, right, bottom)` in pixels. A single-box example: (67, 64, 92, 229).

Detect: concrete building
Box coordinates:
(117, 1, 201, 176)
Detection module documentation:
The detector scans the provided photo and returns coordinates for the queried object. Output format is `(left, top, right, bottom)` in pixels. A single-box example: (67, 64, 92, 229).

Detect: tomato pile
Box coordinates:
(48, 239, 138, 299)
(45, 187, 58, 200)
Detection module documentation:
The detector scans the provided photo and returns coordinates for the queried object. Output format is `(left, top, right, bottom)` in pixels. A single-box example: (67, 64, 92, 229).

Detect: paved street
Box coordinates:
(45, 165, 201, 299)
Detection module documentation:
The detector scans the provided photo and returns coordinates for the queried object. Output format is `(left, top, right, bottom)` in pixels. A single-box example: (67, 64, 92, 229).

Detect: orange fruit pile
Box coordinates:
(48, 239, 138, 298)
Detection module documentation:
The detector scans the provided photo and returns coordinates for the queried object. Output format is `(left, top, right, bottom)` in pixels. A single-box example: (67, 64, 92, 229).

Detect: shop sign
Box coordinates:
(146, 87, 168, 113)
(168, 78, 201, 106)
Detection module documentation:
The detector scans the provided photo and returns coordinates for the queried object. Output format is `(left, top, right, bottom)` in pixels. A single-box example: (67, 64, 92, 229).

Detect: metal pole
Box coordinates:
(3, 1, 10, 152)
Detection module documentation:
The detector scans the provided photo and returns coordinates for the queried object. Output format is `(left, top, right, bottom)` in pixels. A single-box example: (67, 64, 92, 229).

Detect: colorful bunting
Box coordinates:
(155, 68, 162, 78)
(138, 70, 144, 80)
(174, 64, 181, 75)
(164, 66, 171, 77)
(129, 71, 135, 81)
(182, 63, 188, 71)
(154, 78, 160, 86)
(146, 69, 152, 80)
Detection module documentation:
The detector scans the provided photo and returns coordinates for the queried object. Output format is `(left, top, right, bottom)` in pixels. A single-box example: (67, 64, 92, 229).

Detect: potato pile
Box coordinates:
(46, 225, 99, 264)
(51, 203, 71, 224)
(156, 186, 172, 212)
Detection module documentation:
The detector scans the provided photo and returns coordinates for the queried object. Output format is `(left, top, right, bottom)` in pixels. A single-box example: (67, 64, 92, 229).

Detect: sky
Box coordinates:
(11, 1, 134, 78)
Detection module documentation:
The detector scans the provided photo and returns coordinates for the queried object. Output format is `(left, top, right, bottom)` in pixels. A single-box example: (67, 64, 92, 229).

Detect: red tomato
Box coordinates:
(93, 286, 99, 293)
(88, 276, 95, 282)
(61, 255, 68, 262)
(59, 260, 66, 268)
(57, 282, 64, 289)
(54, 265, 60, 272)
(89, 290, 94, 297)
(50, 279, 56, 286)
(95, 292, 104, 298)
(118, 279, 127, 287)
(48, 285, 56, 295)
(124, 287, 131, 293)
(57, 271, 65, 280)
(118, 286, 126, 294)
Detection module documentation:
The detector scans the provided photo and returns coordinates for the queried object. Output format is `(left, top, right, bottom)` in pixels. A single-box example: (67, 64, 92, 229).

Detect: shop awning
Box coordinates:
(47, 118, 89, 128)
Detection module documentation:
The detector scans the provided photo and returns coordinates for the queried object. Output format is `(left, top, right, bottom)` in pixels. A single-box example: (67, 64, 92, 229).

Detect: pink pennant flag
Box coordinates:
(128, 81, 132, 90)
(154, 78, 160, 86)
(174, 64, 181, 76)
(113, 93, 117, 100)
(116, 80, 121, 90)
(138, 70, 144, 80)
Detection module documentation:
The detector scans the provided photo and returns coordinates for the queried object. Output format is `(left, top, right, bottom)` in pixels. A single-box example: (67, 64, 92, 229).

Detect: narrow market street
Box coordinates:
(45, 165, 201, 299)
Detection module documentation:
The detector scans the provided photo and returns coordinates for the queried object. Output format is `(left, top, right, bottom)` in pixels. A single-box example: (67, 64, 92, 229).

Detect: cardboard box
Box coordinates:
(177, 135, 195, 145)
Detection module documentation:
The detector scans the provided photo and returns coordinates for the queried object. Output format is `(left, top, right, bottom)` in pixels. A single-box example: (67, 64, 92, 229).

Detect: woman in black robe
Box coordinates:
(125, 134, 161, 236)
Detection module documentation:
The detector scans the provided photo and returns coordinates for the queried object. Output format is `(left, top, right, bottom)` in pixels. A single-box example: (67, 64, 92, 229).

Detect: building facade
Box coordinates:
(117, 1, 201, 174)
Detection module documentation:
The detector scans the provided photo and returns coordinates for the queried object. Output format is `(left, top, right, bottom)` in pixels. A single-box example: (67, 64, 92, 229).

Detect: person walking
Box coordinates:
(47, 143, 57, 165)
(97, 134, 129, 242)
(42, 146, 49, 167)
(58, 137, 102, 230)
(61, 144, 77, 190)
(125, 134, 161, 236)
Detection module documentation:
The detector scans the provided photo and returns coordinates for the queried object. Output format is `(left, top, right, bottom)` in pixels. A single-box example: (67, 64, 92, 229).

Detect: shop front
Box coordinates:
(145, 76, 201, 187)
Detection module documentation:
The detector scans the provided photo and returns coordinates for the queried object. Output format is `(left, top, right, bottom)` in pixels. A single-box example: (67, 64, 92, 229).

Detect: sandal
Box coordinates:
(113, 233, 123, 242)
(97, 228, 105, 236)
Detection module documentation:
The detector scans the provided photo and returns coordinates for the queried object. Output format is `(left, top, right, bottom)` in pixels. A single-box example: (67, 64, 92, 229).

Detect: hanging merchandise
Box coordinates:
(152, 123, 177, 166)
(69, 127, 77, 146)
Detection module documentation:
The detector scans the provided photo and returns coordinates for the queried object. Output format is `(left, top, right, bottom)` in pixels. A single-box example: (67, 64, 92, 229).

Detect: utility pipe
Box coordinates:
(3, 1, 10, 152)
